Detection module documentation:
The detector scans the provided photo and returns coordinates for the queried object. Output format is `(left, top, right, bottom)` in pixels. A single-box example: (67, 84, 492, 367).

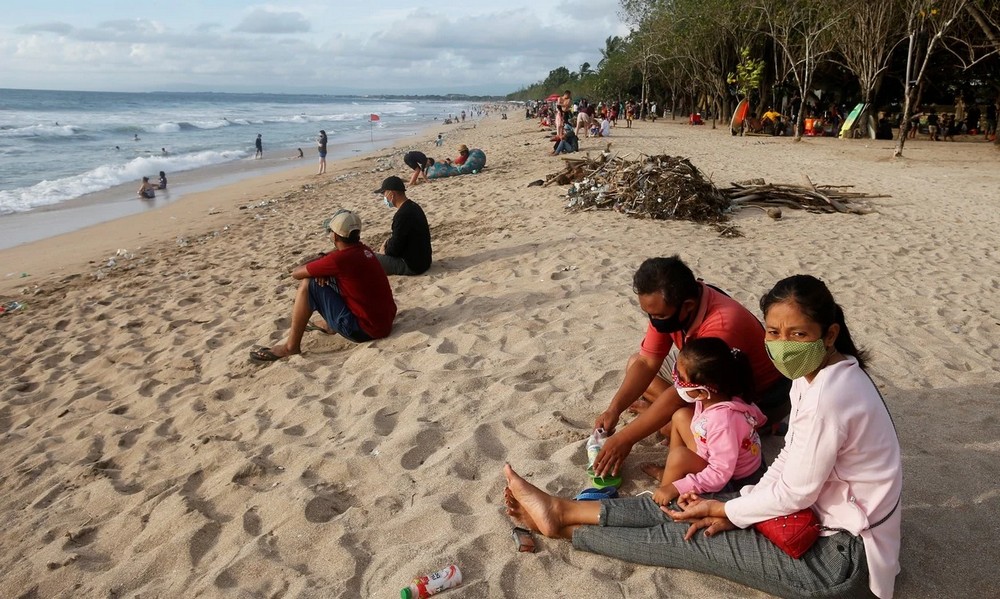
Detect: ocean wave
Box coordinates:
(0, 124, 80, 139)
(0, 149, 247, 214)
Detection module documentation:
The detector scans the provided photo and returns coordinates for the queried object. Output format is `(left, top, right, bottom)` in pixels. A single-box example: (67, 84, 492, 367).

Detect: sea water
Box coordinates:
(0, 88, 472, 215)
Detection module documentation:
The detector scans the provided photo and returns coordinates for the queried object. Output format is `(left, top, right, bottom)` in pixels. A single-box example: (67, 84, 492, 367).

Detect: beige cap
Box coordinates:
(326, 209, 362, 237)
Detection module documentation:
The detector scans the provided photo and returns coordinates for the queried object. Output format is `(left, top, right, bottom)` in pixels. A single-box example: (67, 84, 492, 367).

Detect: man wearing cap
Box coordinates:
(373, 176, 432, 276)
(249, 209, 396, 362)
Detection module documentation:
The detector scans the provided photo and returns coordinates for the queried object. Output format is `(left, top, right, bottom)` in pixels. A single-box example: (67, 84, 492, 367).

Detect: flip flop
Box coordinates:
(575, 487, 619, 501)
(249, 346, 284, 362)
(304, 322, 328, 333)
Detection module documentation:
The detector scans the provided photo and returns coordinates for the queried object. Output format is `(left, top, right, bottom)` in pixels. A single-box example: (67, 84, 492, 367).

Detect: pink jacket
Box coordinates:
(672, 399, 766, 496)
(725, 357, 902, 598)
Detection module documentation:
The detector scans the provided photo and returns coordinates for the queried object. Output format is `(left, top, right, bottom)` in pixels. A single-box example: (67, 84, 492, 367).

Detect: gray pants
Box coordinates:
(572, 496, 874, 599)
(376, 253, 415, 276)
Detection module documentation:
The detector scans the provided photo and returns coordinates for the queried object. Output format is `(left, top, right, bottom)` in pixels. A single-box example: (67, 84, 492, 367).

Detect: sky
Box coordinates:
(1, 0, 630, 95)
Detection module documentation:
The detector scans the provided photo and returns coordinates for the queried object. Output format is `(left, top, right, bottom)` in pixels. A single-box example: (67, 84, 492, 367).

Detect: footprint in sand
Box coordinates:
(189, 521, 222, 566)
(400, 429, 445, 470)
(243, 507, 262, 536)
(304, 491, 355, 523)
(373, 407, 399, 437)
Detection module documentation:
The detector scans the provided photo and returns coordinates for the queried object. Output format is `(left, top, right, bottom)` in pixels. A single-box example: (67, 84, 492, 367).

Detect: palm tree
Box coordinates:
(598, 36, 625, 70)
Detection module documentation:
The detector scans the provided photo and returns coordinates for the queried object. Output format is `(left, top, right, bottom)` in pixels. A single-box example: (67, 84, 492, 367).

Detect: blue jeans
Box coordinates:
(307, 279, 372, 342)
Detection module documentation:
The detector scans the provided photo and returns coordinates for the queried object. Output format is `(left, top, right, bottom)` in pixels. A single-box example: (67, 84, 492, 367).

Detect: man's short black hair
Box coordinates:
(632, 256, 700, 306)
(334, 230, 361, 244)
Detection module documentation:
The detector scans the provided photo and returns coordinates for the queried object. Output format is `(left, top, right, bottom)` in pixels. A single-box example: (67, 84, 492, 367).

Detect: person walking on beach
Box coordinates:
(373, 176, 432, 276)
(590, 256, 790, 479)
(403, 150, 434, 186)
(502, 275, 901, 599)
(255, 133, 263, 159)
(249, 209, 396, 362)
(317, 130, 328, 174)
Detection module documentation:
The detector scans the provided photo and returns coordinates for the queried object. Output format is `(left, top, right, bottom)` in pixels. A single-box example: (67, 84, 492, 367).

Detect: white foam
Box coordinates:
(0, 124, 79, 138)
(0, 149, 247, 214)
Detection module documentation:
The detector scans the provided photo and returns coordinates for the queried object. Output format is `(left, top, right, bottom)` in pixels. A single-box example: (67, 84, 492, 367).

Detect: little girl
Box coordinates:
(646, 336, 767, 505)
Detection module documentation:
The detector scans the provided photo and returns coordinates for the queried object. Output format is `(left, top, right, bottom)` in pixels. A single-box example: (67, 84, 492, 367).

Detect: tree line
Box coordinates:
(507, 0, 999, 156)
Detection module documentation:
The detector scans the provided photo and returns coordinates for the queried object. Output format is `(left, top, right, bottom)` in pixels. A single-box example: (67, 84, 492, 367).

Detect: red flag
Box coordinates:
(370, 113, 380, 122)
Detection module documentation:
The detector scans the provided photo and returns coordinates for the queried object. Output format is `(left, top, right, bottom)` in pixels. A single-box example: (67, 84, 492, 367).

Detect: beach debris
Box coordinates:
(176, 236, 189, 247)
(722, 177, 884, 215)
(545, 154, 884, 237)
(0, 301, 25, 316)
(554, 153, 734, 230)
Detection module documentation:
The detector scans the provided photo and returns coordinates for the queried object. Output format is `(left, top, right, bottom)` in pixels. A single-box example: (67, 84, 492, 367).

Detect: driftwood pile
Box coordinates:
(545, 153, 883, 237)
(721, 178, 884, 215)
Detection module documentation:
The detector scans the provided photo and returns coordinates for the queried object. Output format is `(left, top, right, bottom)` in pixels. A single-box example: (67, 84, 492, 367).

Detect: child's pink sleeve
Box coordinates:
(672, 408, 744, 496)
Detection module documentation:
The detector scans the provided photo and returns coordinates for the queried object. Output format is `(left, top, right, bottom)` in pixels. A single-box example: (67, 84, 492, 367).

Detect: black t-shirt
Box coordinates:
(385, 200, 432, 273)
(404, 151, 428, 170)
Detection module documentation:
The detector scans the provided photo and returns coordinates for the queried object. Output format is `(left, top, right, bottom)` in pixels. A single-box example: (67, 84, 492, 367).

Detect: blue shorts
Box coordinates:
(307, 279, 372, 342)
(319, 149, 327, 158)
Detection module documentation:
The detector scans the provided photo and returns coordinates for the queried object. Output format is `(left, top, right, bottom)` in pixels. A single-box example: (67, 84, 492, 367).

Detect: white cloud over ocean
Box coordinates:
(2, 1, 629, 94)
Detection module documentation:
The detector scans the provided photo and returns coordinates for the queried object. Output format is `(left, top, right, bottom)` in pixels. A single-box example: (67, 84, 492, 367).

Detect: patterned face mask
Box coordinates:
(765, 339, 828, 380)
(672, 367, 719, 403)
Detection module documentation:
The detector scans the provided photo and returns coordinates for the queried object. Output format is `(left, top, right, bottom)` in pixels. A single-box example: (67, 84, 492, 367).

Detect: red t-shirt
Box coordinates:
(639, 283, 782, 393)
(305, 244, 396, 338)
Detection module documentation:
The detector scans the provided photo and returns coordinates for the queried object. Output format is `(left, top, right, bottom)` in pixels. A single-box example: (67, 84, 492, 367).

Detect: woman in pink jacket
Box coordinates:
(503, 275, 902, 598)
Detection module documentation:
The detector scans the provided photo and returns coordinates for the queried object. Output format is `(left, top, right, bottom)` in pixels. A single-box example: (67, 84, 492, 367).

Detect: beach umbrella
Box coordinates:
(546, 93, 560, 102)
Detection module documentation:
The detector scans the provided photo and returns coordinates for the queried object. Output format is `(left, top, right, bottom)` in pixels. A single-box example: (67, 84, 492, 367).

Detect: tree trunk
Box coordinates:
(894, 88, 915, 157)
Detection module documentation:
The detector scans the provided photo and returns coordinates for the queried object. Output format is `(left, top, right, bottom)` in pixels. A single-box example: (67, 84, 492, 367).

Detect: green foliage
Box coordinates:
(728, 46, 765, 99)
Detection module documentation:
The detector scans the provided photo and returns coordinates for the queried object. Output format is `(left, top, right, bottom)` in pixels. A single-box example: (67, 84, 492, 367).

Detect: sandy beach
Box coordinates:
(1, 114, 998, 597)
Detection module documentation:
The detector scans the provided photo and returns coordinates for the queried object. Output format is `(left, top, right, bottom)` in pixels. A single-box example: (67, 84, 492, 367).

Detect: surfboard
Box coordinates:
(730, 99, 749, 136)
(839, 103, 867, 139)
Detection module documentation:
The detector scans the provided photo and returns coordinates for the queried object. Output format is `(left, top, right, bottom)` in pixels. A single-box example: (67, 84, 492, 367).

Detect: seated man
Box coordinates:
(373, 176, 432, 276)
(761, 108, 782, 135)
(591, 256, 790, 477)
(249, 209, 396, 362)
(688, 112, 704, 126)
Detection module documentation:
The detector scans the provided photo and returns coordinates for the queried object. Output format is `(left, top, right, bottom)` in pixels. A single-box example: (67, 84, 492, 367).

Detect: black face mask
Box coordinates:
(649, 310, 685, 333)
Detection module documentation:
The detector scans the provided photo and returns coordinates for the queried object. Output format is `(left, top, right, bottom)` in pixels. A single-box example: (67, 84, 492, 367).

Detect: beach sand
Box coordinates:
(1, 115, 998, 597)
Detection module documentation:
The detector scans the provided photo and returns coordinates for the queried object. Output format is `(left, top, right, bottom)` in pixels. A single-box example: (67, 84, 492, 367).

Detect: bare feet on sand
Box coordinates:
(503, 464, 562, 538)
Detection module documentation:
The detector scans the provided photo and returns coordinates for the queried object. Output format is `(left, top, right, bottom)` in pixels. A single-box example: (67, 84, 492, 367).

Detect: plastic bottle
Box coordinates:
(586, 428, 608, 470)
(400, 564, 463, 598)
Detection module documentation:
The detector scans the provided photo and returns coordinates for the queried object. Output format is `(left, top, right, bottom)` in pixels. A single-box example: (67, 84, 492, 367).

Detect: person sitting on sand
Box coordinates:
(156, 171, 167, 190)
(645, 337, 767, 506)
(503, 275, 901, 599)
(590, 256, 789, 480)
(447, 144, 470, 166)
(249, 209, 396, 362)
(403, 150, 435, 186)
(372, 176, 432, 276)
(137, 176, 156, 199)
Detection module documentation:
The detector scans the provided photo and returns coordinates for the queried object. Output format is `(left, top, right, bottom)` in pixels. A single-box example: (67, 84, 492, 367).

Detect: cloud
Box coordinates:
(233, 9, 310, 34)
(15, 22, 73, 35)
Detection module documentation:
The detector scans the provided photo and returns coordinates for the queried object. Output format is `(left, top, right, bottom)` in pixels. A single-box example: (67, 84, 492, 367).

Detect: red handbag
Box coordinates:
(753, 508, 820, 559)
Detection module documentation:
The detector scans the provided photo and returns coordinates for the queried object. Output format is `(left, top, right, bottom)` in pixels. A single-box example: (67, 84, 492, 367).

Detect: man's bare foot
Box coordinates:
(503, 464, 563, 538)
(641, 462, 665, 482)
(627, 398, 651, 415)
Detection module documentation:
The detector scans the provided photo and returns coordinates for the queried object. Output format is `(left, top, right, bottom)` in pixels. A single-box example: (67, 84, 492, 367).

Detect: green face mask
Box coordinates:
(765, 339, 828, 380)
